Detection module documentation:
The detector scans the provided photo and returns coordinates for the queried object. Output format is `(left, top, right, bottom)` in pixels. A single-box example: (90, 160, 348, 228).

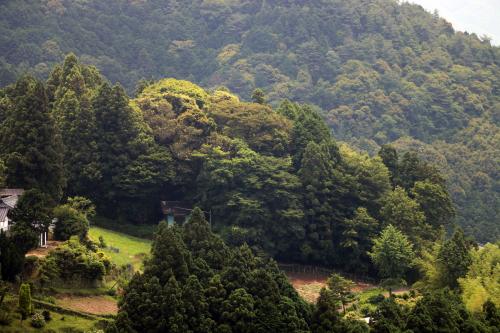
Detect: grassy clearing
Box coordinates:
(358, 287, 385, 303)
(1, 312, 98, 332)
(353, 287, 386, 314)
(92, 216, 157, 239)
(1, 294, 101, 332)
(49, 286, 111, 296)
(88, 226, 151, 270)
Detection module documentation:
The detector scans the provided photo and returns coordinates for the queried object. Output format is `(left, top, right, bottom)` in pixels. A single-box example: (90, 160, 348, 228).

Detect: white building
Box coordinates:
(0, 189, 48, 247)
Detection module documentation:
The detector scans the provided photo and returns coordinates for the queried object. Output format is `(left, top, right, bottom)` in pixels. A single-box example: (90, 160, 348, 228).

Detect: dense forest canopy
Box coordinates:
(1, 2, 499, 331)
(0, 0, 498, 241)
(0, 53, 459, 276)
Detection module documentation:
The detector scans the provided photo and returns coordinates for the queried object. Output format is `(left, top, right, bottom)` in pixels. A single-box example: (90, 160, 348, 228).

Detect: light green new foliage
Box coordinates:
(369, 225, 415, 281)
(414, 234, 446, 291)
(140, 78, 210, 107)
(459, 243, 500, 312)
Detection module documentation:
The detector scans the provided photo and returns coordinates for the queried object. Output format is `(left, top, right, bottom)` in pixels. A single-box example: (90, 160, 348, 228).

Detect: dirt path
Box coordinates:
(26, 241, 62, 258)
(56, 295, 118, 315)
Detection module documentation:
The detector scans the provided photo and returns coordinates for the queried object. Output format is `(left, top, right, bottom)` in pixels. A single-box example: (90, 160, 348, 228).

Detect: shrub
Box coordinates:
(18, 283, 32, 320)
(30, 312, 46, 328)
(41, 295, 56, 304)
(94, 319, 112, 330)
(368, 293, 385, 305)
(98, 236, 106, 248)
(42, 309, 52, 321)
(53, 205, 89, 241)
(360, 304, 374, 317)
(23, 255, 40, 277)
(39, 237, 110, 287)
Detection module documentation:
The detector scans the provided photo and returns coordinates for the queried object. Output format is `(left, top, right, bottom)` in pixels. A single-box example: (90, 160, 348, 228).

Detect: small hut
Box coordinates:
(160, 201, 191, 226)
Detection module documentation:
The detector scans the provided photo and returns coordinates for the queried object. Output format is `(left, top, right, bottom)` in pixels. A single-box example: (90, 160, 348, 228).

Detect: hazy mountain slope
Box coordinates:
(0, 0, 498, 241)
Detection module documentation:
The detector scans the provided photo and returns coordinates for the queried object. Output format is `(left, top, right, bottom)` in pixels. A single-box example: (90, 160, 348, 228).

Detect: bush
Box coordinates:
(53, 205, 89, 241)
(30, 312, 46, 328)
(94, 319, 112, 330)
(19, 283, 32, 320)
(23, 256, 40, 278)
(41, 295, 56, 304)
(368, 293, 385, 305)
(42, 309, 52, 321)
(360, 304, 374, 317)
(98, 236, 106, 248)
(39, 237, 111, 287)
(0, 309, 13, 325)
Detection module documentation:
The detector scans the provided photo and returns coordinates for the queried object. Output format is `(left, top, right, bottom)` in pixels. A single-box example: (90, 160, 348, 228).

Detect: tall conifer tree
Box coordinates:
(51, 54, 101, 196)
(0, 76, 64, 201)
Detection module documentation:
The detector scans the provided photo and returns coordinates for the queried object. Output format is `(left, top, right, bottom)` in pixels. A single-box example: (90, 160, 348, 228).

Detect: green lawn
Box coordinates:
(88, 226, 151, 271)
(0, 311, 100, 332)
(1, 294, 103, 332)
(92, 216, 157, 239)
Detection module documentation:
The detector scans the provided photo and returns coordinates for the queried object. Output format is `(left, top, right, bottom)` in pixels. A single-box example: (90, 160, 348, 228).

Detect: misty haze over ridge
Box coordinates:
(410, 0, 500, 45)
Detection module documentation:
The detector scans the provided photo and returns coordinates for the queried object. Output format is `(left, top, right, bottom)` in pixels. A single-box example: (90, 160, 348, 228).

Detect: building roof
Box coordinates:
(2, 195, 19, 209)
(161, 201, 192, 216)
(0, 189, 24, 197)
(0, 207, 8, 223)
(0, 189, 24, 223)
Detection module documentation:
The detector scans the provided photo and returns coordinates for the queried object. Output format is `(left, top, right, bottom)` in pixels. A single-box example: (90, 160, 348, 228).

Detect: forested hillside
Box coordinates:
(1, 56, 499, 333)
(1, 0, 498, 241)
(0, 54, 456, 274)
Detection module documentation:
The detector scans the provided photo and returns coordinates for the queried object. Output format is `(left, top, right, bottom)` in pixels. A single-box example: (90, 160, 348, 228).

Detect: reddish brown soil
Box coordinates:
(286, 271, 375, 303)
(26, 241, 62, 258)
(56, 295, 118, 315)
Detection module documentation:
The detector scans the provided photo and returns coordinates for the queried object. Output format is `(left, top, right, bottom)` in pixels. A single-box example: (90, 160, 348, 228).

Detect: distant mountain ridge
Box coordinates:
(0, 0, 498, 241)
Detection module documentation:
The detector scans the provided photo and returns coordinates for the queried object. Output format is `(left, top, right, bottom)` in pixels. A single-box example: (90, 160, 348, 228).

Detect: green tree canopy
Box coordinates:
(0, 76, 64, 201)
(8, 189, 53, 253)
(369, 225, 415, 292)
(437, 228, 472, 289)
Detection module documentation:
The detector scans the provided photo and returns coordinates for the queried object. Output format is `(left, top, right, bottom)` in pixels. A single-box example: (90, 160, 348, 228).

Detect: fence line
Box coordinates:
(278, 263, 376, 284)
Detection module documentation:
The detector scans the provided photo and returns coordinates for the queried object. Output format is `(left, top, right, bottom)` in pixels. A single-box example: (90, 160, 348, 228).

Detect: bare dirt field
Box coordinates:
(56, 295, 118, 315)
(285, 270, 375, 303)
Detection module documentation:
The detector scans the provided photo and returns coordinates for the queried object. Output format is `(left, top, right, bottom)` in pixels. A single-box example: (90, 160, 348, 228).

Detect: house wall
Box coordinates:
(0, 217, 9, 232)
